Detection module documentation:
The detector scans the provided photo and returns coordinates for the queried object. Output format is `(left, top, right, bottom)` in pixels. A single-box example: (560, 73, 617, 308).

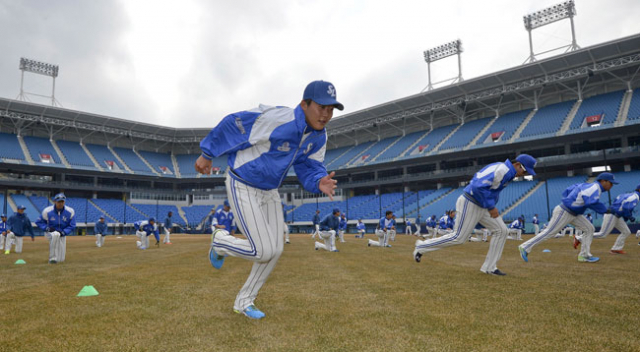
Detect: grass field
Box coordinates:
(1, 233, 639, 352)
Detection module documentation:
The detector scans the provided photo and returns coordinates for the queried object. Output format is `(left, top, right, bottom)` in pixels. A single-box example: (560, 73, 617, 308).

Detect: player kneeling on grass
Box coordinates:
(575, 182, 639, 255)
(519, 172, 616, 264)
(369, 210, 395, 247)
(5, 205, 35, 254)
(95, 215, 109, 248)
(35, 193, 76, 264)
(315, 208, 340, 252)
(356, 219, 365, 238)
(414, 154, 537, 276)
(0, 214, 8, 251)
(163, 211, 173, 244)
(135, 218, 159, 250)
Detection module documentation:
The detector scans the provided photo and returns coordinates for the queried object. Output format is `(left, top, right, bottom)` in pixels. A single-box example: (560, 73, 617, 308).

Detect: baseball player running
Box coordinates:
(519, 172, 616, 263)
(369, 210, 395, 247)
(134, 218, 160, 250)
(5, 205, 35, 254)
(95, 215, 109, 248)
(315, 208, 340, 252)
(0, 214, 7, 251)
(356, 219, 365, 238)
(35, 193, 76, 264)
(311, 210, 321, 239)
(338, 213, 347, 243)
(196, 80, 341, 320)
(414, 154, 537, 276)
(163, 211, 173, 244)
(575, 183, 639, 254)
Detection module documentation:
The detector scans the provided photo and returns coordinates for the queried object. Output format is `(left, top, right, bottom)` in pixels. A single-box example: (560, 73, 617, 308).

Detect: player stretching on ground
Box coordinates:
(519, 172, 616, 263)
(5, 205, 35, 255)
(414, 154, 537, 276)
(210, 200, 235, 236)
(311, 210, 321, 239)
(356, 219, 365, 238)
(163, 211, 173, 244)
(369, 210, 395, 247)
(315, 208, 340, 252)
(135, 218, 159, 250)
(424, 215, 437, 238)
(507, 217, 524, 240)
(95, 215, 108, 248)
(0, 214, 7, 251)
(338, 213, 347, 243)
(197, 80, 341, 320)
(575, 183, 639, 255)
(36, 193, 76, 264)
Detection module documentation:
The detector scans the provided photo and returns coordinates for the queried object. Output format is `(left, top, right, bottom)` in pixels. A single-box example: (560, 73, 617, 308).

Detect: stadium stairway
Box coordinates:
(557, 100, 582, 136)
(81, 143, 104, 171)
(465, 116, 497, 150)
(50, 140, 71, 168)
(17, 135, 35, 165)
(107, 146, 134, 174)
(397, 129, 431, 159)
(133, 149, 161, 176)
(615, 90, 633, 127)
(6, 195, 17, 213)
(174, 205, 189, 226)
(509, 109, 537, 141)
(171, 155, 181, 178)
(369, 136, 402, 163)
(429, 124, 462, 155)
(88, 200, 118, 222)
(502, 181, 544, 219)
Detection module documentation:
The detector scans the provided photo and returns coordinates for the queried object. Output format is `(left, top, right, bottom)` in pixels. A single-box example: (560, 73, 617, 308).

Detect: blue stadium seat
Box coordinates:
(519, 100, 575, 139)
(130, 204, 185, 225)
(474, 110, 531, 147)
(91, 198, 145, 223)
(182, 205, 218, 227)
(10, 194, 41, 221)
(439, 117, 492, 151)
(375, 131, 424, 162)
(567, 90, 624, 131)
(56, 140, 96, 168)
(85, 144, 126, 171)
(112, 148, 154, 174)
(352, 137, 400, 166)
(400, 124, 457, 159)
(23, 136, 61, 165)
(625, 88, 640, 125)
(0, 133, 26, 162)
(138, 150, 174, 175)
(28, 195, 50, 212)
(328, 141, 375, 169)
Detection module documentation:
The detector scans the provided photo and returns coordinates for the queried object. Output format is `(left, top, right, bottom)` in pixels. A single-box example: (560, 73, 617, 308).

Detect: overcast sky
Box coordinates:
(1, 0, 639, 128)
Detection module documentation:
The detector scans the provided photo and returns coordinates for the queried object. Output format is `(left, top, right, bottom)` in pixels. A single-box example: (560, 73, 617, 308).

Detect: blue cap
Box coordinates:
(223, 200, 230, 207)
(149, 217, 156, 222)
(54, 193, 66, 202)
(99, 215, 105, 219)
(596, 172, 618, 184)
(17, 205, 26, 210)
(515, 154, 537, 176)
(303, 80, 344, 111)
(1, 213, 5, 217)
(636, 184, 640, 191)
(332, 208, 340, 214)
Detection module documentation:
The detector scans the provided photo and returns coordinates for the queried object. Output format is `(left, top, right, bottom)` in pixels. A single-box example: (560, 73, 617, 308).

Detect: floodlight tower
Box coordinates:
(422, 39, 463, 92)
(523, 0, 579, 64)
(17, 57, 62, 107)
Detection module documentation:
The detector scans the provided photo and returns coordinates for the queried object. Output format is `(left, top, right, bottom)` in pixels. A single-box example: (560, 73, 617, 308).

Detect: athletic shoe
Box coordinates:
(4, 250, 9, 255)
(285, 240, 290, 244)
(610, 250, 626, 254)
(209, 245, 225, 269)
(386, 244, 392, 248)
(234, 305, 265, 320)
(413, 249, 422, 263)
(577, 255, 600, 263)
(332, 249, 340, 252)
(573, 236, 581, 249)
(518, 246, 528, 262)
(486, 269, 506, 276)
(165, 242, 173, 245)
(49, 260, 57, 264)
(367, 242, 371, 247)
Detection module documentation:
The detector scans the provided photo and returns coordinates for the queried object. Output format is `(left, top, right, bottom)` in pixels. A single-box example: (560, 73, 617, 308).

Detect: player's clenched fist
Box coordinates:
(195, 155, 212, 175)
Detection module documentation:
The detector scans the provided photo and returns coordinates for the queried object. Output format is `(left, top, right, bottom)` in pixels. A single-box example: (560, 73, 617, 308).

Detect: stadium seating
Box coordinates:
(56, 140, 96, 168)
(323, 145, 352, 166)
(10, 194, 41, 221)
(567, 90, 624, 131)
(375, 131, 425, 162)
(176, 154, 198, 177)
(91, 198, 145, 223)
(439, 117, 492, 151)
(182, 205, 217, 227)
(113, 147, 154, 174)
(418, 187, 464, 221)
(23, 136, 61, 164)
(85, 143, 126, 171)
(625, 88, 640, 124)
(400, 124, 458, 159)
(328, 141, 375, 169)
(130, 204, 185, 225)
(349, 137, 400, 166)
(519, 100, 575, 139)
(0, 133, 26, 161)
(474, 110, 531, 147)
(28, 195, 50, 212)
(138, 150, 174, 175)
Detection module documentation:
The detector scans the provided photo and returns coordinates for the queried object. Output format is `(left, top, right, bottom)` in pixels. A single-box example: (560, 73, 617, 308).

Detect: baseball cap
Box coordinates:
(303, 80, 344, 111)
(636, 183, 640, 191)
(99, 215, 105, 219)
(149, 217, 156, 222)
(223, 200, 230, 207)
(332, 208, 340, 214)
(1, 213, 5, 217)
(596, 172, 618, 184)
(515, 154, 537, 176)
(17, 205, 26, 210)
(54, 193, 66, 202)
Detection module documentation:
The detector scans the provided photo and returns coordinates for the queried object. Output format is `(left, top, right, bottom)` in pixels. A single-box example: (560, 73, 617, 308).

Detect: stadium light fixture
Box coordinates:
(522, 0, 579, 63)
(17, 57, 62, 107)
(422, 39, 463, 92)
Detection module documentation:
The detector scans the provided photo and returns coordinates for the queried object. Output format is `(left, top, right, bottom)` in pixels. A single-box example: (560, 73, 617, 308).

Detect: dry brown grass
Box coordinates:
(1, 233, 639, 352)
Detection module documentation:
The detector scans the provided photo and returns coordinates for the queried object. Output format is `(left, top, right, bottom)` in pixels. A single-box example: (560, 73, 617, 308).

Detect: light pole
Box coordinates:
(523, 0, 579, 64)
(422, 39, 463, 92)
(17, 58, 62, 107)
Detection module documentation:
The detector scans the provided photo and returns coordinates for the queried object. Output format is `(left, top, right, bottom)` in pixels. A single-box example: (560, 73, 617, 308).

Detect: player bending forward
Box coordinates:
(0, 214, 7, 251)
(135, 218, 160, 250)
(369, 210, 395, 247)
(95, 215, 109, 248)
(315, 208, 340, 252)
(414, 154, 537, 276)
(197, 80, 341, 320)
(519, 172, 616, 263)
(356, 219, 366, 238)
(36, 193, 76, 264)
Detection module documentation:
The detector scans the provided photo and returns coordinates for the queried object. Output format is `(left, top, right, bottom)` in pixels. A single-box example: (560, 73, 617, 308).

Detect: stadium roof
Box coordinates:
(1, 33, 640, 144)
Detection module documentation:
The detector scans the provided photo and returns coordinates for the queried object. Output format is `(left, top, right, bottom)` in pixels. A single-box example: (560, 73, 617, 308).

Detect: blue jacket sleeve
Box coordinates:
(199, 111, 261, 159)
(293, 158, 327, 194)
(62, 213, 76, 236)
(25, 217, 35, 238)
(35, 213, 48, 231)
(621, 197, 638, 218)
(583, 191, 608, 214)
(470, 181, 498, 210)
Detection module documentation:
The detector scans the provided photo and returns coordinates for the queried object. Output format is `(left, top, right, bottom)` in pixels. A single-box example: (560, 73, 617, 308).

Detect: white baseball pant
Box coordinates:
(311, 224, 320, 239)
(405, 225, 412, 235)
(45, 231, 66, 262)
(163, 228, 171, 243)
(424, 227, 436, 238)
(508, 228, 522, 240)
(533, 224, 540, 235)
(6, 233, 22, 253)
(521, 205, 595, 258)
(357, 229, 365, 238)
(414, 225, 421, 236)
(95, 234, 105, 247)
(136, 231, 149, 249)
(415, 195, 509, 273)
(390, 229, 397, 241)
(338, 229, 345, 243)
(315, 230, 336, 251)
(211, 173, 284, 312)
(591, 214, 631, 251)
(369, 229, 393, 247)
(0, 233, 5, 250)
(284, 222, 290, 243)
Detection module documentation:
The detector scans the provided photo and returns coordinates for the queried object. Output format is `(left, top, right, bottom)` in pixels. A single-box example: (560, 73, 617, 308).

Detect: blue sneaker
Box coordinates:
(209, 246, 225, 269)
(332, 249, 340, 252)
(518, 246, 528, 262)
(578, 255, 600, 263)
(234, 305, 265, 320)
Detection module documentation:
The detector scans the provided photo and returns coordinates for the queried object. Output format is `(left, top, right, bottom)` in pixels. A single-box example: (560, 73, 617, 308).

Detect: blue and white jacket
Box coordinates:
(378, 217, 396, 231)
(532, 215, 539, 225)
(509, 219, 524, 230)
(405, 219, 412, 227)
(210, 209, 235, 231)
(339, 217, 347, 230)
(561, 182, 608, 216)
(200, 104, 329, 192)
(0, 221, 7, 235)
(356, 222, 365, 231)
(426, 217, 437, 228)
(464, 160, 518, 210)
(609, 191, 640, 219)
(438, 215, 454, 229)
(9, 212, 35, 238)
(319, 214, 340, 232)
(134, 220, 160, 241)
(312, 213, 321, 225)
(95, 220, 108, 235)
(36, 205, 76, 236)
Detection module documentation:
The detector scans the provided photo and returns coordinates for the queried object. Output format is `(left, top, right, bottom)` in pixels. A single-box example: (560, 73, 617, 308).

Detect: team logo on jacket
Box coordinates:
(235, 117, 246, 134)
(327, 85, 336, 98)
(303, 143, 313, 154)
(277, 142, 291, 152)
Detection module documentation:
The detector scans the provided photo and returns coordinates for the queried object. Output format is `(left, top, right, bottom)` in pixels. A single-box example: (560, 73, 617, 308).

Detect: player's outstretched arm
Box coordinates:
(319, 171, 338, 200)
(195, 155, 213, 175)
